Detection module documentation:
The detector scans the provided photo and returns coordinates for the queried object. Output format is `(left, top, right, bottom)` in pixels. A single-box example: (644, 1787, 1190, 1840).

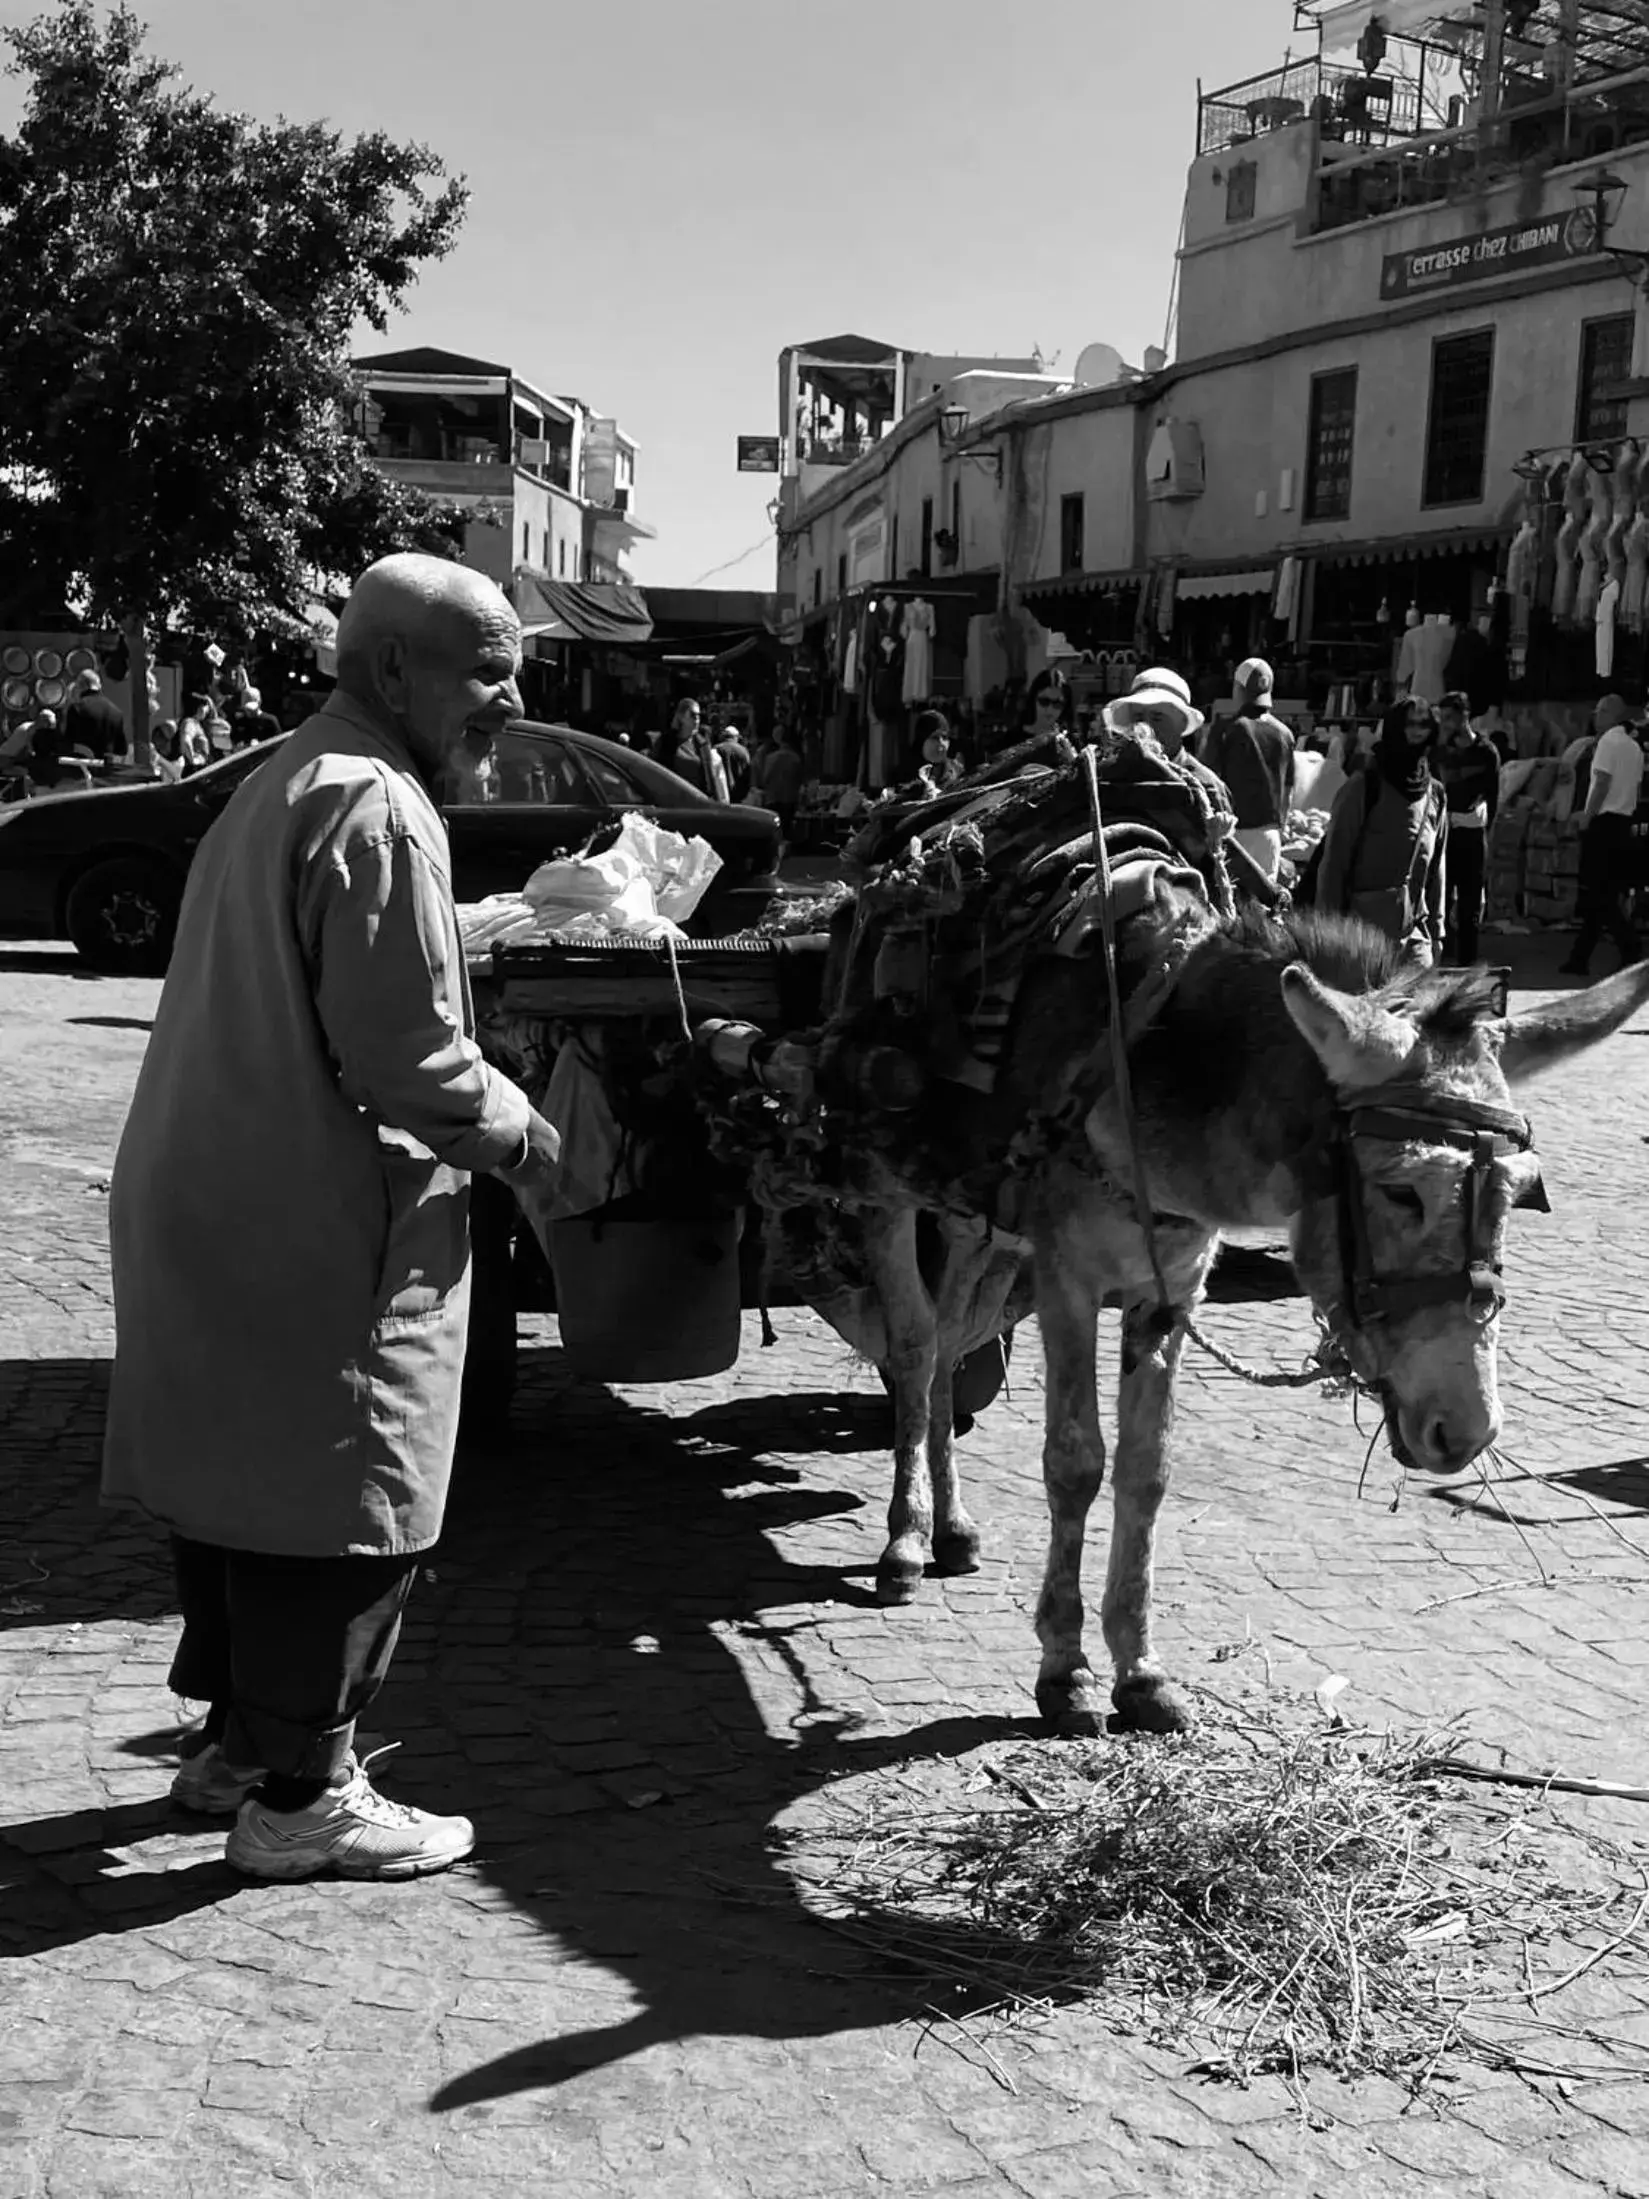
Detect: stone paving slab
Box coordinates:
(3, 937, 1649, 2196)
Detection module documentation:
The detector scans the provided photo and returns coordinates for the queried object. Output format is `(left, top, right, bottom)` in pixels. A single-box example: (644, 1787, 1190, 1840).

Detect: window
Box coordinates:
(951, 478, 961, 555)
(1304, 367, 1358, 522)
(812, 567, 822, 607)
(521, 522, 530, 563)
(558, 539, 567, 577)
(482, 732, 591, 806)
(1422, 330, 1494, 506)
(1059, 492, 1086, 573)
(1577, 314, 1634, 445)
(580, 750, 642, 803)
(920, 496, 933, 576)
(1225, 161, 1257, 224)
(836, 553, 847, 600)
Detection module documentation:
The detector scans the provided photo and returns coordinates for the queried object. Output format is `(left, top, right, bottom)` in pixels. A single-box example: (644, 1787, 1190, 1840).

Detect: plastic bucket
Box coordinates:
(549, 1204, 743, 1382)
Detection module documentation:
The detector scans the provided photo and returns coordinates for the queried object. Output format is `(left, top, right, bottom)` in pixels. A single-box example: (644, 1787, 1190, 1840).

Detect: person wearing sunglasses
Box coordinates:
(1024, 669, 1068, 733)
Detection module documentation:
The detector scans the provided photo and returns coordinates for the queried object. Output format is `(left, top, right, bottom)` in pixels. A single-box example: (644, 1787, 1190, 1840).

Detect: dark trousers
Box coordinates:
(1572, 814, 1642, 971)
(1446, 825, 1486, 964)
(169, 1535, 420, 1783)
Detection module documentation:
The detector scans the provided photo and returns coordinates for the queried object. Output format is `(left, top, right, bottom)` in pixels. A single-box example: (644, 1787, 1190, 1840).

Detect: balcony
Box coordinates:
(797, 432, 880, 469)
(1199, 47, 1434, 156)
(369, 456, 513, 497)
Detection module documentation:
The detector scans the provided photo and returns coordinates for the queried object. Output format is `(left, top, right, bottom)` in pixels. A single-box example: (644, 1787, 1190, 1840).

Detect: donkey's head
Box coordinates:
(1279, 958, 1649, 1476)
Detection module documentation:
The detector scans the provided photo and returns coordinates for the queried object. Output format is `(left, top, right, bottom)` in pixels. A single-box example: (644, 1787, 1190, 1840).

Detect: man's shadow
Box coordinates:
(0, 1340, 1037, 2100)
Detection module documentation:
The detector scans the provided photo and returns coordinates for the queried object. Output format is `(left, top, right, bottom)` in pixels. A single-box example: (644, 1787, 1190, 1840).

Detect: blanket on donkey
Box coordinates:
(725, 725, 1232, 1220)
(826, 722, 1228, 1092)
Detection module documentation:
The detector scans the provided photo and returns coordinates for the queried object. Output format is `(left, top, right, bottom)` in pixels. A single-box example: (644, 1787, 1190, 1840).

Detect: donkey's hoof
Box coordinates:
(1111, 1676, 1195, 1734)
(875, 1555, 925, 1606)
(933, 1527, 982, 1576)
(1035, 1676, 1107, 1738)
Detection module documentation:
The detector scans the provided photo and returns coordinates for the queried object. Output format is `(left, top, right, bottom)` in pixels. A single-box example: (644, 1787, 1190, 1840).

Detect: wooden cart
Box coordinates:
(461, 931, 833, 1438)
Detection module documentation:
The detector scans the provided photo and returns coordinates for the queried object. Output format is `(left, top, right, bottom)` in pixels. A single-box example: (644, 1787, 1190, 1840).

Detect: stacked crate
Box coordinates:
(1484, 802, 1533, 925)
(1522, 817, 1582, 927)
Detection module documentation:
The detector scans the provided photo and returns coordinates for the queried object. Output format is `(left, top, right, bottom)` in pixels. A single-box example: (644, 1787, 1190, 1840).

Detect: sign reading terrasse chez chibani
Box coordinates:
(1379, 205, 1599, 300)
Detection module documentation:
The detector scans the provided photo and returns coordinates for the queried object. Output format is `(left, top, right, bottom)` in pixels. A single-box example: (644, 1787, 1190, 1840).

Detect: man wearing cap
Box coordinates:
(1199, 659, 1295, 883)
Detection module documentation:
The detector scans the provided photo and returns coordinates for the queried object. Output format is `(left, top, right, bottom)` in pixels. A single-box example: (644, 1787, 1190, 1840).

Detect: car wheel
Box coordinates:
(65, 856, 182, 975)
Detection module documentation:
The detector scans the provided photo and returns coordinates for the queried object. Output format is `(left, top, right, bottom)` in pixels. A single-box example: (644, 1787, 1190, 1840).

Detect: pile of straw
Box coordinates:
(777, 1713, 1649, 2092)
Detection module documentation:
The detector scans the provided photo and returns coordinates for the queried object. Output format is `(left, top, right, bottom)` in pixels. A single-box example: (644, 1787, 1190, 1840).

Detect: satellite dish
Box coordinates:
(1073, 342, 1126, 389)
(1143, 344, 1168, 373)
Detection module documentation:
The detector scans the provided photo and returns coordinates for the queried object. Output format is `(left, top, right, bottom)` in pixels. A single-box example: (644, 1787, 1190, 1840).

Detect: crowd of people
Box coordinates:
(0, 666, 293, 795)
(1015, 653, 1645, 978)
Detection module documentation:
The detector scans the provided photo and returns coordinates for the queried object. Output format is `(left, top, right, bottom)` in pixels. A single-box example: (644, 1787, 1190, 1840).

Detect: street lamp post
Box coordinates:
(938, 404, 1003, 482)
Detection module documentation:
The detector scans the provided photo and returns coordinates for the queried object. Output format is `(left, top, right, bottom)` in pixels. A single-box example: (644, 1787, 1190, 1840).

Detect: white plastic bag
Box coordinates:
(607, 811, 723, 925)
(517, 813, 722, 940)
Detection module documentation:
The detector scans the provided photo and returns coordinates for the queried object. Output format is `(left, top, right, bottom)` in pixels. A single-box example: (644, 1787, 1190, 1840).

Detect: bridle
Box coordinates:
(1324, 1079, 1545, 1346)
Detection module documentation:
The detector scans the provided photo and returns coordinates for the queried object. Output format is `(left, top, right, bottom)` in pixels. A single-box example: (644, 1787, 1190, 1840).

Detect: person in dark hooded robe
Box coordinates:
(1314, 698, 1448, 965)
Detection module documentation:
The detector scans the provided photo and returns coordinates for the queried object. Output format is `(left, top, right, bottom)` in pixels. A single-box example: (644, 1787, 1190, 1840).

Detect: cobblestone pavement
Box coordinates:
(4, 933, 1649, 2198)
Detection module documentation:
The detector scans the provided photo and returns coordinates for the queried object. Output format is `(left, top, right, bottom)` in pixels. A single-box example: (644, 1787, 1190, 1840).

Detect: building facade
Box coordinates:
(353, 347, 655, 591)
(779, 6, 1649, 778)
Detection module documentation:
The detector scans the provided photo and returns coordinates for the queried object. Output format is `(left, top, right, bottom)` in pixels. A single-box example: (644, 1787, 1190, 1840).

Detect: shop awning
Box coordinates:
(1307, 526, 1513, 569)
(513, 574, 653, 644)
(1021, 570, 1144, 603)
(1175, 569, 1275, 601)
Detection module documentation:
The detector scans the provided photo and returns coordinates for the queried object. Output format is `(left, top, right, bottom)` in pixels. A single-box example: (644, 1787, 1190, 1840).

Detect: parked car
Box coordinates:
(0, 719, 782, 974)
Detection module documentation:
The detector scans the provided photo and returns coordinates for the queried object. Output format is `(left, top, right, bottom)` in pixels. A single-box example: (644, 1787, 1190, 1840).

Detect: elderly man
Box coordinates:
(103, 554, 560, 1881)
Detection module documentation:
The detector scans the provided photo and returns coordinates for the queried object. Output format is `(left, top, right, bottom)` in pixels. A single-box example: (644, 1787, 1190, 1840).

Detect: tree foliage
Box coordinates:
(0, 2, 469, 698)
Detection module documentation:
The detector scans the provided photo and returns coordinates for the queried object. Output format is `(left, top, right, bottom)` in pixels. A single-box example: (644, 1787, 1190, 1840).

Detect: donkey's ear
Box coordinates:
(1279, 964, 1358, 1071)
(1281, 963, 1415, 1086)
(1498, 963, 1649, 1086)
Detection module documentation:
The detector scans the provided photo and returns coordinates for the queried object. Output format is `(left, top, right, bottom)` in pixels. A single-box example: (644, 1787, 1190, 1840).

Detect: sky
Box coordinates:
(1, 0, 1307, 589)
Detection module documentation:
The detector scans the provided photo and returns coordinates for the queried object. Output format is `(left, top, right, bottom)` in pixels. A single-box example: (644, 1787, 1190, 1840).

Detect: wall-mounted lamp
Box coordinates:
(938, 404, 1003, 481)
(1573, 169, 1649, 287)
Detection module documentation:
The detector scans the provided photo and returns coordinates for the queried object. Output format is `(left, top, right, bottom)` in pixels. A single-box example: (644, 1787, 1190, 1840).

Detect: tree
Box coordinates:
(0, 3, 470, 763)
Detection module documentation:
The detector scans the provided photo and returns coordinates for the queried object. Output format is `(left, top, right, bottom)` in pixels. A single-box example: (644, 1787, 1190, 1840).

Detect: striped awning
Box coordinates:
(1308, 526, 1513, 569)
(1021, 569, 1144, 602)
(1175, 569, 1275, 601)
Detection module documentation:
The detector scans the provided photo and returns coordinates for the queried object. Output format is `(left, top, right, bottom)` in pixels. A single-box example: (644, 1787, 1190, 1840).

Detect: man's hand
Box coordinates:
(498, 1108, 561, 1185)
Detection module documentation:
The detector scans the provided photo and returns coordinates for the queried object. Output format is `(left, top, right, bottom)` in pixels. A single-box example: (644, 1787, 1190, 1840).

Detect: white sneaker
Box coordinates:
(170, 1741, 266, 1816)
(225, 1753, 474, 1882)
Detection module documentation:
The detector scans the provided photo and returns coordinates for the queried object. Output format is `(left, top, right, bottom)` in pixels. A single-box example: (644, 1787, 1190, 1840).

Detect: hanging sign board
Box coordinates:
(736, 436, 781, 472)
(1380, 206, 1599, 300)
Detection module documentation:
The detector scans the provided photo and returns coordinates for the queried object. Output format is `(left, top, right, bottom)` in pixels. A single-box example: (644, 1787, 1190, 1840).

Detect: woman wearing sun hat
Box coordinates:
(1103, 666, 1237, 838)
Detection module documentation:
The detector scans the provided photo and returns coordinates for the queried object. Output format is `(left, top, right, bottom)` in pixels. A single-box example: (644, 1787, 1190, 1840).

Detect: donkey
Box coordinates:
(792, 907, 1649, 1736)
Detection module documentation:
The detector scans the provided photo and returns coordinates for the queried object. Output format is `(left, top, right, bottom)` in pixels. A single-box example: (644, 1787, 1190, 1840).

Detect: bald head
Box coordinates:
(335, 553, 522, 775)
(336, 554, 517, 679)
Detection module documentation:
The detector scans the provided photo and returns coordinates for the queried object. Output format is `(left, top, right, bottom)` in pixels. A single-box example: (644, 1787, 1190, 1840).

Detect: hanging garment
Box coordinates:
(1397, 619, 1454, 704)
(841, 627, 861, 694)
(866, 714, 887, 792)
(1624, 512, 1649, 633)
(900, 597, 935, 705)
(1272, 555, 1300, 624)
(1506, 518, 1537, 602)
(1597, 574, 1621, 679)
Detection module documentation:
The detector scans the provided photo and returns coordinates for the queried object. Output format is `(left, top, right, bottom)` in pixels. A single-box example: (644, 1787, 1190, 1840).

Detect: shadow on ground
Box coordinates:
(0, 1342, 1034, 2104)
